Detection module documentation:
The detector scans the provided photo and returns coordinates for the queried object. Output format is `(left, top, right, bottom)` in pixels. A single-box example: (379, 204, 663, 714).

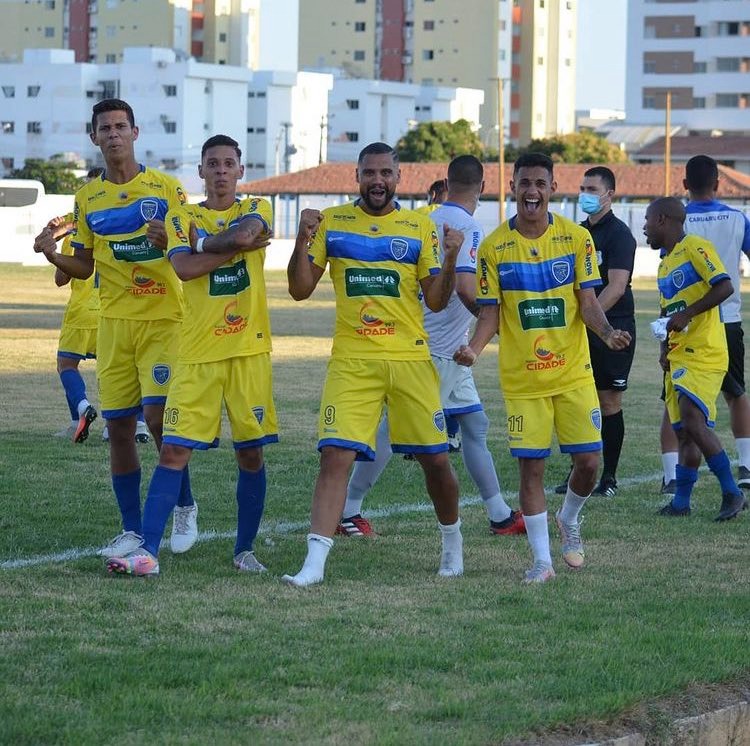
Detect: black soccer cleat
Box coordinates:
(715, 492, 749, 522)
(657, 501, 691, 517)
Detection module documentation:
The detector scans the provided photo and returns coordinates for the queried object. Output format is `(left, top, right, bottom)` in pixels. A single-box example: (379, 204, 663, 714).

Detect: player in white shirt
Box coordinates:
(337, 155, 525, 538)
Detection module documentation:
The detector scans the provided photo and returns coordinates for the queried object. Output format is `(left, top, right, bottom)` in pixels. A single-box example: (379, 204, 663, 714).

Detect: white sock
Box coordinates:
(77, 399, 91, 417)
(662, 451, 678, 482)
(70, 419, 78, 428)
(281, 533, 333, 587)
(559, 487, 588, 525)
(735, 438, 750, 469)
(483, 493, 512, 523)
(438, 519, 463, 576)
(523, 512, 552, 566)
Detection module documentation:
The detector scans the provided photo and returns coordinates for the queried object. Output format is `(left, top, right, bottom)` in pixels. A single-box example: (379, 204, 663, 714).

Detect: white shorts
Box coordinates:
(432, 355, 483, 416)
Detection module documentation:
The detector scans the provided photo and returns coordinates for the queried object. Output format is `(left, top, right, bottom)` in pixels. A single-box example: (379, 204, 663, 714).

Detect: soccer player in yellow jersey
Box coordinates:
(644, 197, 747, 522)
(283, 141, 464, 587)
(33, 99, 197, 560)
(107, 134, 276, 576)
(414, 178, 447, 216)
(455, 152, 632, 584)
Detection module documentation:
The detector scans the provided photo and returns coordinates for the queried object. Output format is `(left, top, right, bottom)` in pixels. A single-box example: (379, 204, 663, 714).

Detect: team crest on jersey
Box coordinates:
(252, 406, 264, 424)
(552, 260, 570, 284)
(390, 238, 408, 261)
(140, 199, 159, 222)
(672, 367, 687, 380)
(152, 364, 170, 386)
(672, 270, 685, 289)
(433, 410, 446, 432)
(591, 408, 602, 431)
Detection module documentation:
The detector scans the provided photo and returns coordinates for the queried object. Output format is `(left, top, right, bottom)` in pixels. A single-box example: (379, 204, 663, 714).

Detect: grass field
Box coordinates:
(2, 264, 749, 745)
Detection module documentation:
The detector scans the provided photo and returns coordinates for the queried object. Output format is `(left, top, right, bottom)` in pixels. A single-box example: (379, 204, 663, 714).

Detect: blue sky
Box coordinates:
(259, 0, 629, 113)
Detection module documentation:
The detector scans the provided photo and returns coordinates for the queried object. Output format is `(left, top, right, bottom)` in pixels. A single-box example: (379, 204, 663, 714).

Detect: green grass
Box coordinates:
(2, 265, 750, 745)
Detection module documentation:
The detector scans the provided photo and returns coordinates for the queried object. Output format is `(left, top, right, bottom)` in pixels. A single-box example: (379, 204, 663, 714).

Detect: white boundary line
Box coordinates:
(1, 468, 673, 571)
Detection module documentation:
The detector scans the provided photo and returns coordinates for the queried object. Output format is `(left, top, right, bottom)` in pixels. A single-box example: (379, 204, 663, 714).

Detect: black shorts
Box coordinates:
(722, 321, 745, 397)
(587, 317, 636, 391)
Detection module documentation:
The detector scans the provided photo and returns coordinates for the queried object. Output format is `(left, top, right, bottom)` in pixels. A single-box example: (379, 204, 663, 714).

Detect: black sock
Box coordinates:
(601, 410, 624, 481)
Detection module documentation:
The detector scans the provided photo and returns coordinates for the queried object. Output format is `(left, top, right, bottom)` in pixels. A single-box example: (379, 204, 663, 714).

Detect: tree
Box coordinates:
(10, 158, 84, 194)
(519, 131, 628, 164)
(396, 119, 483, 162)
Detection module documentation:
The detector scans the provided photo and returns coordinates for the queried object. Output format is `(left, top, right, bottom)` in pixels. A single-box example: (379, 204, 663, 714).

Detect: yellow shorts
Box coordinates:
(319, 358, 447, 460)
(97, 317, 180, 418)
(665, 363, 724, 430)
(58, 325, 97, 360)
(505, 382, 602, 458)
(162, 354, 278, 450)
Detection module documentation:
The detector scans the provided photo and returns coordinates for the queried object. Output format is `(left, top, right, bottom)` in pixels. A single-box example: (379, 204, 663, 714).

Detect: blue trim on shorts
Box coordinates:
(391, 443, 449, 455)
(142, 396, 168, 406)
(163, 435, 220, 450)
(560, 441, 602, 454)
(318, 438, 376, 462)
(674, 385, 715, 428)
(57, 350, 96, 361)
(443, 404, 483, 416)
(233, 434, 279, 450)
(102, 405, 141, 420)
(510, 447, 552, 458)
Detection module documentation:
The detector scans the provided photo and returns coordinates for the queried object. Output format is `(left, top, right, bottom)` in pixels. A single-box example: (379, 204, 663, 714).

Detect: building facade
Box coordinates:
(298, 0, 577, 145)
(626, 0, 750, 133)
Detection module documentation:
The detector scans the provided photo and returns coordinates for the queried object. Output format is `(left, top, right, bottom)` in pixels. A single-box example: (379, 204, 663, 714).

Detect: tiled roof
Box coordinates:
(241, 161, 750, 200)
(634, 135, 750, 160)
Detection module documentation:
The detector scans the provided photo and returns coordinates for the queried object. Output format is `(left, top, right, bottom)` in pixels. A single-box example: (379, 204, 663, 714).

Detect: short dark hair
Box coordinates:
(584, 165, 615, 191)
(685, 155, 719, 193)
(358, 142, 399, 165)
(427, 179, 447, 202)
(91, 99, 135, 132)
(513, 152, 554, 178)
(447, 155, 484, 187)
(649, 196, 686, 225)
(87, 167, 104, 179)
(201, 134, 242, 161)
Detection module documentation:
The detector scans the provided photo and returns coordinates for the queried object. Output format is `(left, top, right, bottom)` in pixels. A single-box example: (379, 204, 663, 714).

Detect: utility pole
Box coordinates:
(282, 122, 293, 174)
(664, 91, 672, 196)
(319, 115, 327, 165)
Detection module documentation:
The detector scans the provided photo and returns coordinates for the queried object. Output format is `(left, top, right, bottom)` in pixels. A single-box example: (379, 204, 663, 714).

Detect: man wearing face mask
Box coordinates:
(556, 166, 636, 497)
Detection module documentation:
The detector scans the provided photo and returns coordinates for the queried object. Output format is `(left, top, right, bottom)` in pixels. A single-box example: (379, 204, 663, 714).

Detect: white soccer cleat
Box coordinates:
(135, 420, 150, 444)
(438, 549, 464, 577)
(97, 530, 143, 558)
(234, 551, 267, 573)
(170, 503, 198, 554)
(281, 570, 324, 587)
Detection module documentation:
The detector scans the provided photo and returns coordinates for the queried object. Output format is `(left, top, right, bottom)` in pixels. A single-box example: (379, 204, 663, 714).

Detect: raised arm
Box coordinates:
(34, 224, 94, 280)
(420, 225, 462, 312)
(288, 209, 325, 301)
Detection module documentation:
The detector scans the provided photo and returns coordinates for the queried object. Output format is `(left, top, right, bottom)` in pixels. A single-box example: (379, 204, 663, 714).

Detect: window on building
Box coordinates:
(693, 61, 706, 73)
(423, 20, 434, 30)
(718, 22, 740, 36)
(717, 57, 740, 72)
(354, 22, 366, 31)
(44, 27, 54, 38)
(643, 95, 656, 108)
(694, 26, 702, 37)
(106, 25, 116, 38)
(256, 127, 266, 133)
(248, 91, 255, 97)
(247, 127, 255, 133)
(163, 85, 177, 97)
(219, 32, 227, 42)
(1, 157, 14, 170)
(45, 1, 56, 8)
(539, 0, 545, 7)
(86, 122, 93, 134)
(3, 86, 15, 98)
(346, 98, 360, 109)
(644, 60, 655, 73)
(423, 49, 434, 60)
(716, 93, 739, 107)
(2, 121, 14, 134)
(693, 97, 706, 108)
(163, 121, 177, 133)
(353, 50, 365, 61)
(345, 131, 359, 142)
(105, 54, 116, 63)
(27, 86, 40, 97)
(257, 91, 266, 98)
(537, 56, 544, 65)
(27, 122, 42, 134)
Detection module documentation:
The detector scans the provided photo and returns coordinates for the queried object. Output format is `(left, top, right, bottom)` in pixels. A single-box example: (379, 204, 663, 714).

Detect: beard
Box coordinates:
(359, 184, 396, 213)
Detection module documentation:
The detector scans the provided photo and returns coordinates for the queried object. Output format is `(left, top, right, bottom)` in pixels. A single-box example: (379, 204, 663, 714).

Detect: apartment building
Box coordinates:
(0, 0, 260, 67)
(298, 0, 577, 145)
(626, 0, 750, 133)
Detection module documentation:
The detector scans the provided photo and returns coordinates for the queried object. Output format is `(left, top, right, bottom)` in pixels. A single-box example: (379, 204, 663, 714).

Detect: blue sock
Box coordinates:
(235, 466, 266, 555)
(446, 413, 459, 439)
(137, 408, 145, 423)
(60, 368, 86, 420)
(142, 465, 184, 556)
(176, 465, 195, 508)
(707, 450, 739, 495)
(112, 469, 142, 534)
(672, 464, 698, 510)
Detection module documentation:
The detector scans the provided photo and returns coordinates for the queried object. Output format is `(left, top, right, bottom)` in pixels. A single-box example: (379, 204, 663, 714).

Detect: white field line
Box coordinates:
(0, 468, 674, 570)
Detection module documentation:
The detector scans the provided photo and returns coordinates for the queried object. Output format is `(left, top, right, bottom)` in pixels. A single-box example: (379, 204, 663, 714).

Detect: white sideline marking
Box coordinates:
(0, 468, 673, 570)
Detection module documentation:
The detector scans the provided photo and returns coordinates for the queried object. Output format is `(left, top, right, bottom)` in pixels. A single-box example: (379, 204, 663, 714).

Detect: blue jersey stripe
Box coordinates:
(86, 198, 170, 236)
(658, 261, 703, 300)
(325, 230, 421, 264)
(497, 254, 576, 293)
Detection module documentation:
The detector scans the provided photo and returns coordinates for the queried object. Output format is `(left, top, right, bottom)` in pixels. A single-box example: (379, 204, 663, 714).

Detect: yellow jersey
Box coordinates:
(476, 212, 601, 398)
(658, 234, 729, 371)
(71, 166, 186, 321)
(309, 201, 441, 361)
(165, 196, 273, 365)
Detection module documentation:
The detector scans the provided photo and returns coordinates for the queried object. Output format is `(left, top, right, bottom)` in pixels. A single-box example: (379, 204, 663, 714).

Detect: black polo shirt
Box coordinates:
(581, 210, 637, 319)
